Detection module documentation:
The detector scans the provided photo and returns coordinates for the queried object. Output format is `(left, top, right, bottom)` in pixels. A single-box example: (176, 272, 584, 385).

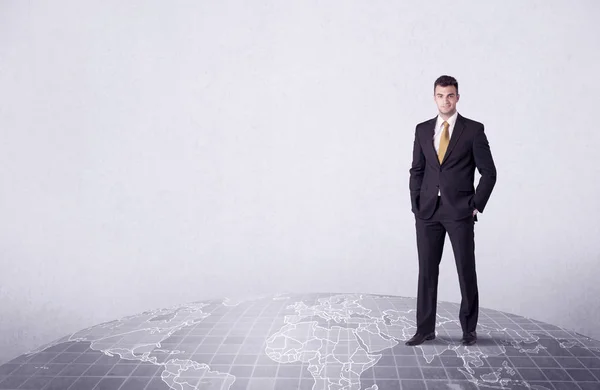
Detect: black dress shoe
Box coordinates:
(461, 331, 477, 346)
(405, 332, 436, 346)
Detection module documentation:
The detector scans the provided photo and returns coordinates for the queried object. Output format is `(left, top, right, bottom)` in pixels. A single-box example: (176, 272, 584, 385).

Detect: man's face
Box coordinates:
(434, 85, 459, 116)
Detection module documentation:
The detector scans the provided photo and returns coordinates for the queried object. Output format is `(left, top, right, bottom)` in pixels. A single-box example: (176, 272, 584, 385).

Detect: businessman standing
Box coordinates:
(406, 75, 497, 346)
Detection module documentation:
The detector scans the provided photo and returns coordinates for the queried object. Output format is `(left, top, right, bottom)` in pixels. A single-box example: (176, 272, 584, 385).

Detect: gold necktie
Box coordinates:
(438, 121, 449, 163)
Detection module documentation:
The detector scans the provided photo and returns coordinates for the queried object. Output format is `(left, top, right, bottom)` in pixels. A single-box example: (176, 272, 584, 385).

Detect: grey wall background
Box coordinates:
(1, 0, 599, 365)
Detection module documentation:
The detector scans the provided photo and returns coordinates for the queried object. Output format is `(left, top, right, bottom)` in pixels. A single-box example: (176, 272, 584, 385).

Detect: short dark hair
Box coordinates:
(434, 75, 458, 94)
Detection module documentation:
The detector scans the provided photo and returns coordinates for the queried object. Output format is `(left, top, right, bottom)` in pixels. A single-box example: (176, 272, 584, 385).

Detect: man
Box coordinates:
(406, 75, 496, 346)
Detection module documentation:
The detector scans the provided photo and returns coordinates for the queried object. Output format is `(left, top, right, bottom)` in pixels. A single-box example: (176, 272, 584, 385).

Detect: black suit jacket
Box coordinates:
(409, 113, 497, 220)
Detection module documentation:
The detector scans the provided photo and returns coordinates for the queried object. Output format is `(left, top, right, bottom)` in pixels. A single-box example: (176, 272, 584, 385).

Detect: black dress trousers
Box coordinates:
(414, 195, 479, 335)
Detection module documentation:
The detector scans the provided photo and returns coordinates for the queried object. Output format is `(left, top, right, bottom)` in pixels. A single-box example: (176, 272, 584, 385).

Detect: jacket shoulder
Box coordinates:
(415, 117, 436, 130)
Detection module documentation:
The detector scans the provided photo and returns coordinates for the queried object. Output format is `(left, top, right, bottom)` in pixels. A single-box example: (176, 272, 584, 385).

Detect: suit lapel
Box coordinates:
(424, 117, 440, 166)
(441, 114, 465, 165)
(424, 113, 466, 166)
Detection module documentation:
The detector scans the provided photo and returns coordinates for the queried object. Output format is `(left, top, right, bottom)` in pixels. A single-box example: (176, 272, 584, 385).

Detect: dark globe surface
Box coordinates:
(1, 293, 599, 390)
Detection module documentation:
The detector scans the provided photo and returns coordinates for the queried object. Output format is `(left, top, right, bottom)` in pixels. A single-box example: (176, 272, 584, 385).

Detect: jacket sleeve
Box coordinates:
(409, 126, 425, 213)
(472, 124, 497, 213)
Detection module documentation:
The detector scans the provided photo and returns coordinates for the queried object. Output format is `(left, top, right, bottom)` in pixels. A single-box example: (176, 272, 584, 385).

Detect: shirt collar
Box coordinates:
(436, 111, 458, 129)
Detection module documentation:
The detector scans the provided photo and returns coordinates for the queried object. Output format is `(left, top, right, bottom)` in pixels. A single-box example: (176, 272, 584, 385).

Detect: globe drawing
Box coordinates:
(0, 293, 599, 390)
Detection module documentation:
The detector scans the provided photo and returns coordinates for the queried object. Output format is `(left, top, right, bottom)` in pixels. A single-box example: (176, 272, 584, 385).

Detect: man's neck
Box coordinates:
(439, 110, 457, 121)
